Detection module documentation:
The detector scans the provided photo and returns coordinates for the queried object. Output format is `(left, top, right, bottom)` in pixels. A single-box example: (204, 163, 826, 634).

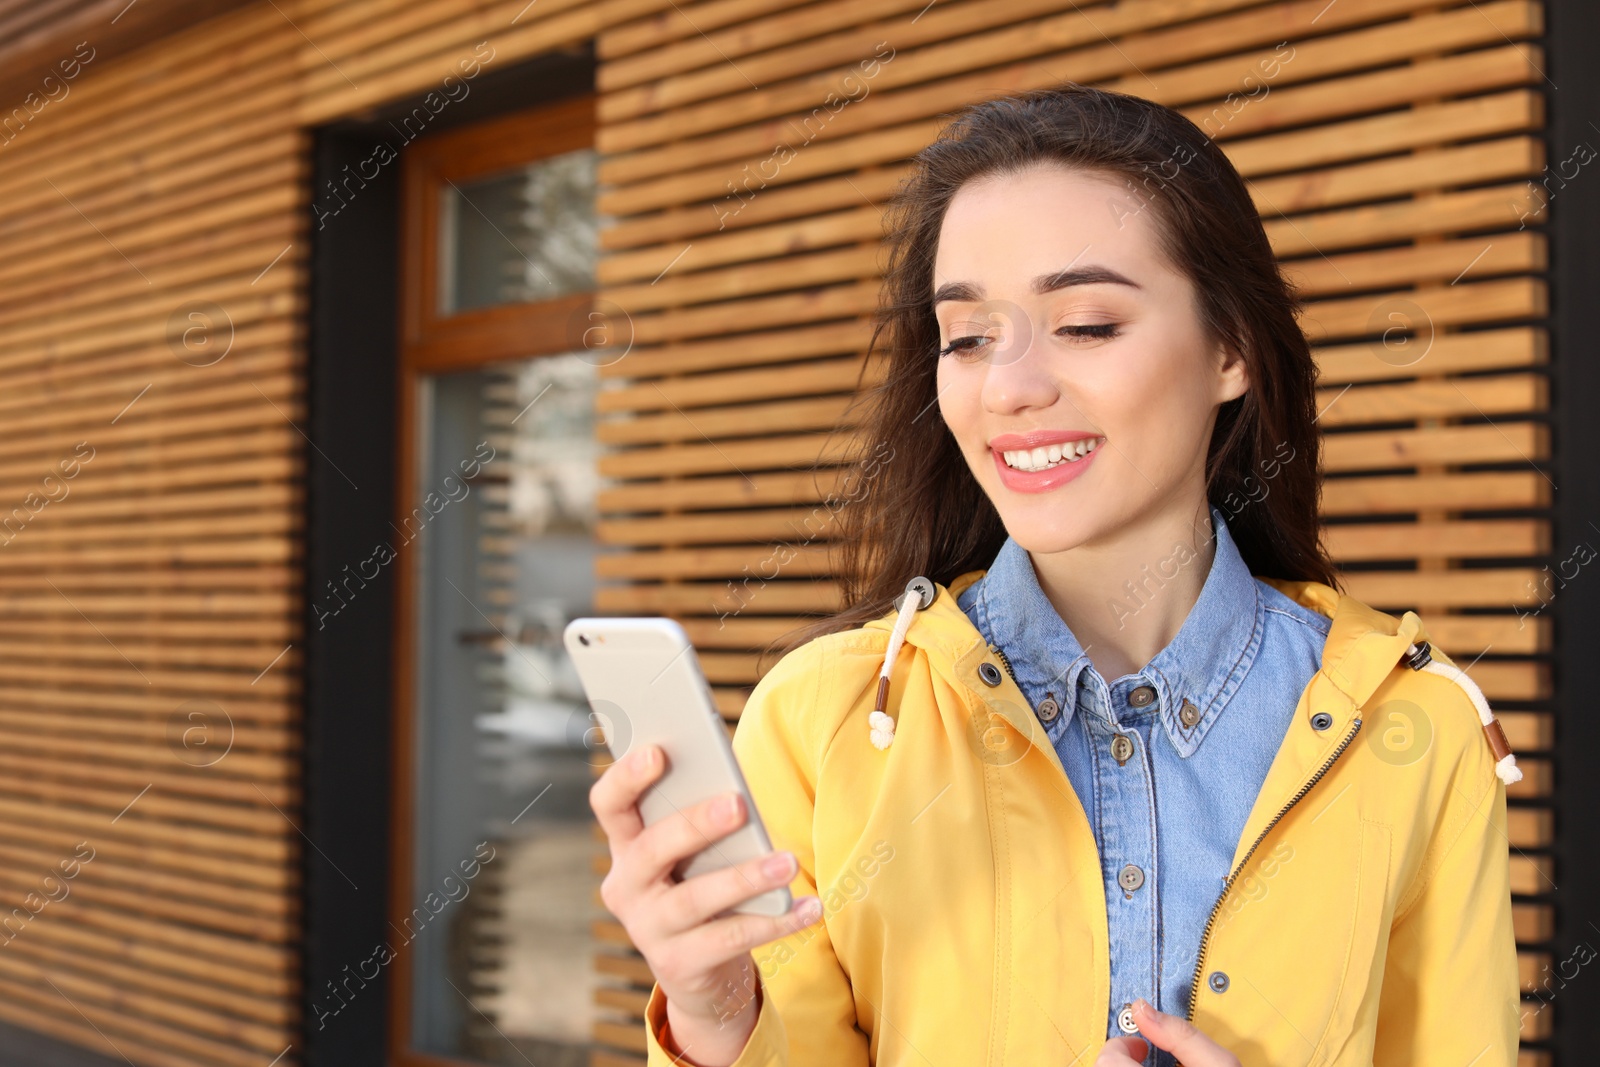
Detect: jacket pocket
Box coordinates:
(1308, 819, 1393, 1065)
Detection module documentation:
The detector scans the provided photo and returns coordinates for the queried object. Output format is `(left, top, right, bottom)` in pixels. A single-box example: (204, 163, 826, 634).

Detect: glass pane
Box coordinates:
(408, 352, 607, 1066)
(437, 147, 599, 315)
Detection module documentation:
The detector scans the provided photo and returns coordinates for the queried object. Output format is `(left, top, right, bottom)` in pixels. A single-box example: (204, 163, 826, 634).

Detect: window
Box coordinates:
(391, 94, 614, 1067)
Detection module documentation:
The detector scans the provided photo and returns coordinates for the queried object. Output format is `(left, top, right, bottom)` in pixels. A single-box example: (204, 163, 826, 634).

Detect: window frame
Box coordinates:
(398, 93, 597, 375)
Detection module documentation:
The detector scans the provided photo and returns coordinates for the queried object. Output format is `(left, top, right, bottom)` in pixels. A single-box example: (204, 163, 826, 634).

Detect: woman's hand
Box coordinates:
(590, 742, 825, 1067)
(1094, 999, 1242, 1067)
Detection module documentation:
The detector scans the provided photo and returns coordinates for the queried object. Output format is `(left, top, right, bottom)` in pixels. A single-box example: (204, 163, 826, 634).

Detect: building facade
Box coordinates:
(0, 0, 1589, 1065)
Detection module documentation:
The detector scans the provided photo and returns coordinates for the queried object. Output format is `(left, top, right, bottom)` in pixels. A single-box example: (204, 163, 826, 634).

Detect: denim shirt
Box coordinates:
(956, 506, 1330, 1066)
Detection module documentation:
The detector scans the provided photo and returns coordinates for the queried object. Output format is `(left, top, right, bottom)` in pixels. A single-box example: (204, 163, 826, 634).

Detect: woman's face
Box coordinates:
(933, 163, 1248, 554)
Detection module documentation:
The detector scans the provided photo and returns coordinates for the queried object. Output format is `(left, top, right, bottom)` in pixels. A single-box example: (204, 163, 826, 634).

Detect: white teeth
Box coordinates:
(1001, 438, 1103, 472)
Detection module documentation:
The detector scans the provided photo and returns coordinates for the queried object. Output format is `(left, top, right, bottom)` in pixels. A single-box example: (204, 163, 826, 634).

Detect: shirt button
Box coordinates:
(1208, 970, 1230, 993)
(1118, 864, 1145, 892)
(1117, 1003, 1139, 1033)
(1179, 698, 1200, 728)
(1110, 734, 1134, 764)
(1037, 694, 1060, 722)
(1128, 685, 1157, 708)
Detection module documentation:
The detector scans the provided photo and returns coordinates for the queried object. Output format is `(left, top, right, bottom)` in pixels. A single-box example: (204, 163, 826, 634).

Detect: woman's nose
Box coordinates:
(978, 305, 1057, 414)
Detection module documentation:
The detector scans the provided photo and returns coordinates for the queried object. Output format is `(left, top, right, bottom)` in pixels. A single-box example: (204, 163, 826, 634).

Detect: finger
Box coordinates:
(1131, 998, 1236, 1066)
(589, 744, 664, 844)
(630, 787, 749, 886)
(654, 849, 802, 935)
(661, 894, 824, 972)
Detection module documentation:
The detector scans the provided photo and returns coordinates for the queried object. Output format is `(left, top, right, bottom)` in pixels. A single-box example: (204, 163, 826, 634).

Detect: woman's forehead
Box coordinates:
(934, 168, 1171, 292)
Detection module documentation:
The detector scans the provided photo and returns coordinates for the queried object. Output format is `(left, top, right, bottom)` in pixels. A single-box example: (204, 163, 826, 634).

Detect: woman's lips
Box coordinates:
(989, 434, 1103, 493)
(988, 429, 1101, 451)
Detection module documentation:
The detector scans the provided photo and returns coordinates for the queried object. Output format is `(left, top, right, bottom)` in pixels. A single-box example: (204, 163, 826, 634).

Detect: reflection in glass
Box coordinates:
(437, 148, 599, 315)
(409, 353, 606, 1066)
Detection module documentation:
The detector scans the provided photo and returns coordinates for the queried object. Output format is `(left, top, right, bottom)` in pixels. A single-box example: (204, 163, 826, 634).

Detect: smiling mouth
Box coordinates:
(999, 437, 1103, 472)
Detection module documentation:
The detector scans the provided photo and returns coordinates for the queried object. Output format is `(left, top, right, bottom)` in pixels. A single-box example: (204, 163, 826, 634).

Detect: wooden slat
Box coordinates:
(1324, 520, 1545, 561)
(599, 321, 868, 380)
(595, 580, 839, 616)
(1302, 278, 1547, 343)
(1250, 133, 1543, 215)
(1420, 616, 1548, 657)
(597, 468, 851, 512)
(597, 355, 876, 413)
(596, 544, 833, 580)
(1322, 471, 1548, 514)
(598, 431, 846, 479)
(598, 506, 839, 547)
(1316, 374, 1545, 429)
(1313, 326, 1545, 385)
(1322, 422, 1546, 472)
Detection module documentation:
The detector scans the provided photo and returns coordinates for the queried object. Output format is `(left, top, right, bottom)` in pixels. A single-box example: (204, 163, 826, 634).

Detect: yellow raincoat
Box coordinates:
(643, 571, 1522, 1066)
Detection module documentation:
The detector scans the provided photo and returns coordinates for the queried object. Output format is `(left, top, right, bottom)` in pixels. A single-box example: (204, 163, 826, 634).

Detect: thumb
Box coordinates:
(1130, 998, 1223, 1065)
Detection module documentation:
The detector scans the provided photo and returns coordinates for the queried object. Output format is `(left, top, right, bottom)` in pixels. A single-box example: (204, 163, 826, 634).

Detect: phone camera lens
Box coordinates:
(577, 634, 590, 646)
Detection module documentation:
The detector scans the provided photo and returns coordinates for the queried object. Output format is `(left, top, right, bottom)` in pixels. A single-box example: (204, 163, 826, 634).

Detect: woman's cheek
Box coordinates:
(1101, 412, 1186, 496)
(1112, 360, 1215, 484)
(935, 362, 983, 455)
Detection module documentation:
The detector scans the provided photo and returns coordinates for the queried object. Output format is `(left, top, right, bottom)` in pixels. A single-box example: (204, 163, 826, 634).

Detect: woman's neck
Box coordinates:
(1027, 497, 1218, 681)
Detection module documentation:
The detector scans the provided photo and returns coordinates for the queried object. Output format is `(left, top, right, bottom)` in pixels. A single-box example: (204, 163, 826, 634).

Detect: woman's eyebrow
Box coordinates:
(932, 265, 1142, 306)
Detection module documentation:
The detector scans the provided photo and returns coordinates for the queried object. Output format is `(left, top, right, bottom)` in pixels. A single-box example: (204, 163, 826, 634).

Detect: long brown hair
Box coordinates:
(774, 83, 1337, 659)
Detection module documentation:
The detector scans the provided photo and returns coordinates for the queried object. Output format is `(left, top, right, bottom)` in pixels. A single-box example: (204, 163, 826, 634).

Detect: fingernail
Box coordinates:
(716, 792, 741, 822)
(630, 747, 653, 771)
(762, 851, 794, 880)
(795, 897, 822, 924)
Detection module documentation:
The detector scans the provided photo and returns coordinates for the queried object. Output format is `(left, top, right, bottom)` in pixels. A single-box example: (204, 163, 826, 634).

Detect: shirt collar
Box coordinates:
(971, 504, 1263, 758)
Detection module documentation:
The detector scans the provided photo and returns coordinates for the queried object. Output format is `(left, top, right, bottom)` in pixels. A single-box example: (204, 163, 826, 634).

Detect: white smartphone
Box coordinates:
(563, 616, 793, 919)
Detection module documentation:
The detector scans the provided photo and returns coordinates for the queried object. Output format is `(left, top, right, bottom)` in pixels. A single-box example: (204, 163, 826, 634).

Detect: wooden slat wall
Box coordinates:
(588, 0, 1554, 1064)
(0, 2, 308, 1063)
(0, 0, 1554, 1064)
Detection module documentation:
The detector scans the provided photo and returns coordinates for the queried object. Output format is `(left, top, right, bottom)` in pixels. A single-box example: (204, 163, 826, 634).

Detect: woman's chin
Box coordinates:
(995, 510, 1100, 556)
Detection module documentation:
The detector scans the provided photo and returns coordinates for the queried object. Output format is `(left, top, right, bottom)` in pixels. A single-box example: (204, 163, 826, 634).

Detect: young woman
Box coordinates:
(591, 85, 1524, 1067)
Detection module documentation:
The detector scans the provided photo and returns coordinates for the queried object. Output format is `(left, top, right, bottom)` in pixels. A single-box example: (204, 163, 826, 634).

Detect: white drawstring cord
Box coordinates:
(1408, 643, 1522, 785)
(869, 588, 923, 750)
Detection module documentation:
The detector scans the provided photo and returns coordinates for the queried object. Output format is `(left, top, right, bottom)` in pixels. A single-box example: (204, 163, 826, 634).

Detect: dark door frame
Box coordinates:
(1547, 0, 1600, 1062)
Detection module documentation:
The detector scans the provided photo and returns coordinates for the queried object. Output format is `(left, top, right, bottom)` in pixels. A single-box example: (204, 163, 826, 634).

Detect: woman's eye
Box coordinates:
(938, 323, 1118, 360)
(1059, 323, 1120, 341)
(937, 335, 991, 361)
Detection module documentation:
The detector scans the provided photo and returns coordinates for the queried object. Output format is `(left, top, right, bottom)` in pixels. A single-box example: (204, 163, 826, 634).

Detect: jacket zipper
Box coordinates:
(991, 634, 1362, 1020)
(1184, 714, 1364, 1022)
(988, 643, 1017, 684)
